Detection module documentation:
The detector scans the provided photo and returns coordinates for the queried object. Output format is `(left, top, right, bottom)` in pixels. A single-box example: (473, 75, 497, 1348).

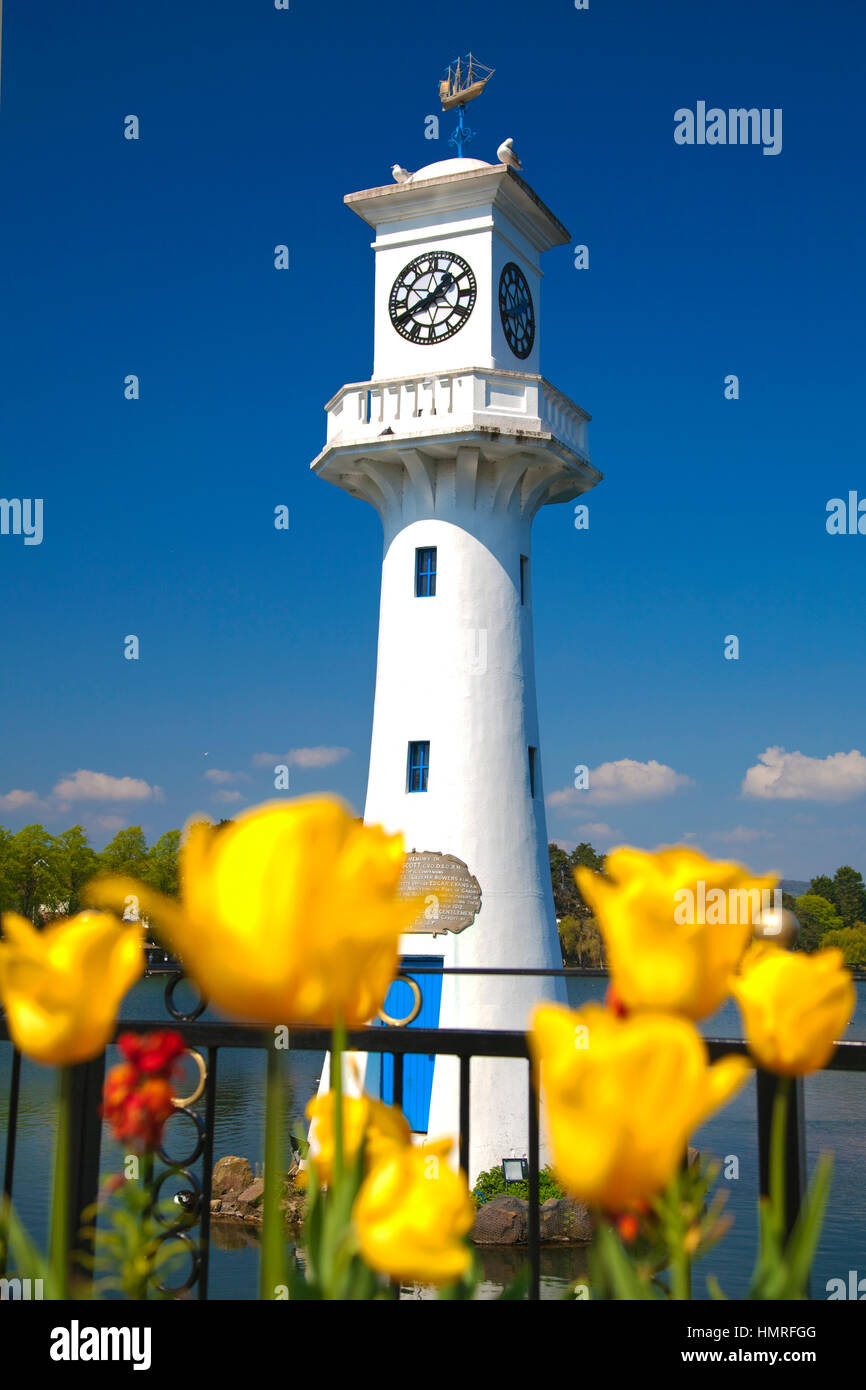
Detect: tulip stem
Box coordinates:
(49, 1066, 72, 1299)
(769, 1077, 790, 1245)
(671, 1244, 691, 1301)
(669, 1171, 692, 1301)
(125, 1152, 154, 1302)
(317, 1016, 348, 1300)
(332, 1015, 346, 1188)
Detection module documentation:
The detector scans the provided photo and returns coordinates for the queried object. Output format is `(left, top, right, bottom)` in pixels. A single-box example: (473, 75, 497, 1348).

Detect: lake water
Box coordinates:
(1, 976, 863, 1300)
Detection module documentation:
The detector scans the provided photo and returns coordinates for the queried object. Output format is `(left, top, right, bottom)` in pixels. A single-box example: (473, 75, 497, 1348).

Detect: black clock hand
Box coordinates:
(396, 274, 453, 324)
(503, 298, 529, 318)
(395, 272, 454, 326)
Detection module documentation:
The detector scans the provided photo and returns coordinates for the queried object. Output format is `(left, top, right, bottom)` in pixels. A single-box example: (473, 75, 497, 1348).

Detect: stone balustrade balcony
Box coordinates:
(323, 367, 591, 466)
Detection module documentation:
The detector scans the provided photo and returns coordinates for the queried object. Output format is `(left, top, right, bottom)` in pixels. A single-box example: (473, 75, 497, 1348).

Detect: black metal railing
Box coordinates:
(1, 965, 864, 1301)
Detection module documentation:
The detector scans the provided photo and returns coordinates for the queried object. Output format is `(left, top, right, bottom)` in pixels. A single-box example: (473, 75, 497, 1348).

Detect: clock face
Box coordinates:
(389, 251, 477, 344)
(499, 262, 535, 359)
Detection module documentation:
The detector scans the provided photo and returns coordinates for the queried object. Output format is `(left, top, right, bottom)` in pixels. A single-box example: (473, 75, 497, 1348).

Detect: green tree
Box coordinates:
(559, 914, 605, 967)
(830, 866, 866, 927)
(49, 825, 98, 915)
(570, 842, 604, 876)
(793, 893, 844, 952)
(808, 868, 866, 927)
(821, 925, 866, 971)
(0, 826, 14, 912)
(98, 826, 149, 879)
(4, 825, 56, 922)
(548, 843, 580, 918)
(571, 842, 604, 908)
(549, 840, 606, 927)
(143, 829, 181, 897)
(809, 874, 835, 902)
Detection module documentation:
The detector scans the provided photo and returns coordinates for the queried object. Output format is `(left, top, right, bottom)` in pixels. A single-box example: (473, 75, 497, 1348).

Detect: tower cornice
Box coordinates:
(345, 164, 570, 256)
(311, 431, 599, 526)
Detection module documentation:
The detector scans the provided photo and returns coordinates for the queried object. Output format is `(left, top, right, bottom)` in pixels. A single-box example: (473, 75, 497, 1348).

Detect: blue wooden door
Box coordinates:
(369, 956, 443, 1133)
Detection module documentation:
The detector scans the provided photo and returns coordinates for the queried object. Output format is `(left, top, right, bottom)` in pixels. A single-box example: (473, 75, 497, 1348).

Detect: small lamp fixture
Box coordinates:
(502, 1157, 529, 1186)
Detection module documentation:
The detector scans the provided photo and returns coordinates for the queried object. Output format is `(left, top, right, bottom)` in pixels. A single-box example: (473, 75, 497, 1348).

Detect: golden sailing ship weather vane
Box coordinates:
(438, 53, 494, 156)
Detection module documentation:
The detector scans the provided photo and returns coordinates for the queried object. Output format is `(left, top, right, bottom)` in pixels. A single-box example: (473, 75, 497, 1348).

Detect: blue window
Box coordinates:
(407, 740, 430, 792)
(529, 745, 537, 797)
(415, 546, 437, 597)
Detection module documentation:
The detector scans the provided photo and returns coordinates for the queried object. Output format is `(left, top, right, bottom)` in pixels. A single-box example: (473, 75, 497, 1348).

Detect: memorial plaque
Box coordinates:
(398, 850, 482, 936)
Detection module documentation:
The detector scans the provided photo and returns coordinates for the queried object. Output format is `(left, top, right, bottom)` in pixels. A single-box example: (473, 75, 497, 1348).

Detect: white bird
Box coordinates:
(497, 138, 522, 170)
(391, 164, 411, 183)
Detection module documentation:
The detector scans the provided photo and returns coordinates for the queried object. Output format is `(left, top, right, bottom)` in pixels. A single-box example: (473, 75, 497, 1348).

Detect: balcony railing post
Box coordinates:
(197, 1046, 219, 1301)
(2, 1046, 21, 1202)
(392, 1052, 404, 1109)
(756, 1069, 807, 1242)
(65, 1051, 107, 1291)
(527, 1056, 541, 1301)
(0, 1047, 22, 1277)
(458, 1057, 470, 1177)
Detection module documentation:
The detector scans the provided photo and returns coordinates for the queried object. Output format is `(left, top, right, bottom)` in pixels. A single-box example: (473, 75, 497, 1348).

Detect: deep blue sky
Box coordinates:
(1, 0, 864, 878)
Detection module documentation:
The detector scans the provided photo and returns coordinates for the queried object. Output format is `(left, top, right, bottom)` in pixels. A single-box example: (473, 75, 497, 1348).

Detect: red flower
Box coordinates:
(117, 1030, 186, 1075)
(617, 1213, 640, 1244)
(102, 1030, 186, 1153)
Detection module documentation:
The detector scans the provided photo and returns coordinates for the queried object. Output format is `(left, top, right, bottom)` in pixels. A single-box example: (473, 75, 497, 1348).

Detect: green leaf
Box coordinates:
(496, 1264, 531, 1300)
(779, 1154, 833, 1298)
(594, 1222, 656, 1300)
(0, 1196, 61, 1298)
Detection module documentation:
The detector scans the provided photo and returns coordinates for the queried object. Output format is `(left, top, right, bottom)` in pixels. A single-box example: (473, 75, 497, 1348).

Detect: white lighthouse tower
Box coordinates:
(311, 150, 601, 1179)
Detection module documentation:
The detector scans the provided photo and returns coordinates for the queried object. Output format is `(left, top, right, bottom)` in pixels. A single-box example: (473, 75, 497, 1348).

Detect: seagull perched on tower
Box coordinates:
(391, 163, 411, 183)
(496, 137, 521, 170)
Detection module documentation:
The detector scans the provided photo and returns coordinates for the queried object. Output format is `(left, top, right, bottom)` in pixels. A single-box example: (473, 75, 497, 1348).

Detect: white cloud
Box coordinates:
(575, 821, 620, 840)
(52, 770, 163, 802)
(742, 747, 866, 802)
(252, 747, 350, 769)
(549, 759, 692, 809)
(213, 789, 244, 805)
(0, 789, 41, 812)
(552, 825, 621, 853)
(707, 825, 774, 844)
(204, 768, 247, 785)
(96, 814, 127, 832)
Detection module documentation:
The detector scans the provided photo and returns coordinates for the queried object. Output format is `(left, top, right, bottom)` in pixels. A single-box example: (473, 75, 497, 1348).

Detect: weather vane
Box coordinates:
(438, 54, 494, 157)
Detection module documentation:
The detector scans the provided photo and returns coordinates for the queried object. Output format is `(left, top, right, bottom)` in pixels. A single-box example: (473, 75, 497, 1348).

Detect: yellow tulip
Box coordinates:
(304, 1091, 411, 1186)
(0, 912, 143, 1066)
(85, 797, 423, 1027)
(732, 944, 855, 1076)
(353, 1138, 474, 1286)
(530, 1002, 750, 1212)
(576, 846, 778, 1020)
